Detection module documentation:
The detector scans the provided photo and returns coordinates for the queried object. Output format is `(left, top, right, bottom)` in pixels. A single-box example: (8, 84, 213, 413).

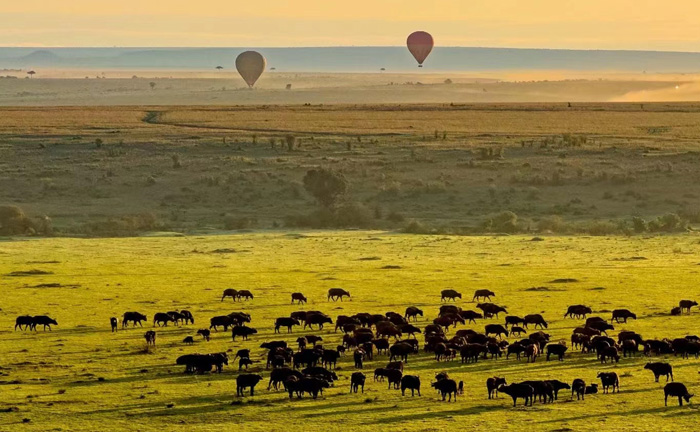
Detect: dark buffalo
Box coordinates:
(459, 310, 483, 323)
(231, 326, 257, 341)
(679, 300, 698, 313)
(401, 375, 421, 396)
(612, 309, 637, 323)
(597, 372, 620, 393)
(15, 315, 33, 331)
(221, 288, 238, 301)
(432, 378, 458, 401)
(473, 289, 495, 302)
(645, 362, 673, 382)
(572, 379, 586, 400)
(546, 343, 568, 361)
(236, 374, 264, 396)
(664, 382, 693, 406)
(441, 289, 462, 302)
(237, 290, 254, 301)
(350, 372, 366, 393)
(153, 312, 175, 327)
(523, 314, 548, 329)
(485, 324, 509, 339)
(404, 306, 423, 321)
(565, 305, 592, 319)
(291, 292, 307, 304)
(144, 330, 156, 346)
(30, 316, 58, 331)
(487, 377, 507, 399)
(274, 317, 300, 333)
(209, 315, 234, 331)
(122, 312, 147, 328)
(328, 288, 350, 302)
(498, 384, 534, 407)
(477, 303, 507, 317)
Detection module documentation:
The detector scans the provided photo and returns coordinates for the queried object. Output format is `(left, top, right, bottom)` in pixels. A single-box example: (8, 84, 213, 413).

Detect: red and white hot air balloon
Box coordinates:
(406, 31, 434, 67)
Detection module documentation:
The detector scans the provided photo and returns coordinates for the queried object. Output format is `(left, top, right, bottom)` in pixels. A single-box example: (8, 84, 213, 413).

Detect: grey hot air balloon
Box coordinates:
(235, 51, 266, 88)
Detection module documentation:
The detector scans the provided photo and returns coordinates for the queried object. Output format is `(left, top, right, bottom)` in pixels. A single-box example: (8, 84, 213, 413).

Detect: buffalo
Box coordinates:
(487, 377, 507, 399)
(15, 315, 33, 331)
(664, 382, 693, 406)
(523, 314, 548, 329)
(144, 330, 156, 346)
(237, 290, 254, 301)
(679, 300, 698, 313)
(274, 317, 300, 333)
(485, 324, 509, 339)
(612, 309, 637, 323)
(122, 312, 146, 328)
(237, 374, 264, 396)
(221, 288, 238, 302)
(432, 378, 458, 401)
(546, 343, 568, 361)
(645, 362, 673, 382)
(597, 372, 620, 393)
(404, 306, 423, 321)
(153, 312, 175, 327)
(498, 384, 534, 407)
(30, 315, 58, 331)
(231, 326, 257, 341)
(291, 292, 307, 304)
(473, 289, 495, 302)
(565, 305, 592, 319)
(401, 375, 421, 396)
(572, 379, 586, 400)
(441, 289, 462, 302)
(328, 288, 350, 302)
(350, 372, 366, 393)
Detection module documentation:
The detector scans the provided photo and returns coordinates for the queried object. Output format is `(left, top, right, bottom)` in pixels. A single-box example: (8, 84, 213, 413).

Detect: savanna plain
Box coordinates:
(2, 95, 700, 431)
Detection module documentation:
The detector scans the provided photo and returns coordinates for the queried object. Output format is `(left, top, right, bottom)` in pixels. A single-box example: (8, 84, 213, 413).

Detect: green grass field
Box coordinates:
(2, 231, 700, 431)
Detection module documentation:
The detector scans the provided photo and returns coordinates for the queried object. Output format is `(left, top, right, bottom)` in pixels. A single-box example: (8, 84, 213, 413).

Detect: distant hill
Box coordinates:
(1, 47, 699, 73)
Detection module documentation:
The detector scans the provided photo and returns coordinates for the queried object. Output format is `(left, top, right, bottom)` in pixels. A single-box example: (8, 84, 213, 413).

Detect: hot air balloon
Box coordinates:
(406, 31, 434, 68)
(235, 51, 266, 88)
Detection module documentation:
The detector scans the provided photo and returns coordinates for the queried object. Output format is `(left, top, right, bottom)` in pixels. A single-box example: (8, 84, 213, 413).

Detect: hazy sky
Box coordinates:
(3, 1, 700, 51)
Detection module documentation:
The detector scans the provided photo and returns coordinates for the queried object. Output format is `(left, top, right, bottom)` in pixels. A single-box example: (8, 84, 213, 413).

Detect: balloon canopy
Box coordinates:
(235, 51, 266, 88)
(406, 31, 434, 67)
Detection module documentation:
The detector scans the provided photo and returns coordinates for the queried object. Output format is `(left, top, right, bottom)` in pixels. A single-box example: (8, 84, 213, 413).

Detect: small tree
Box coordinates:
(285, 135, 296, 152)
(27, 71, 36, 79)
(303, 168, 348, 208)
(149, 82, 156, 90)
(215, 66, 224, 70)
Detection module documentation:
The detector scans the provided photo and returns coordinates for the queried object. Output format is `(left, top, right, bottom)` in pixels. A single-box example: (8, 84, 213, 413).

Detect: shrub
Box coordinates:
(484, 211, 519, 233)
(302, 168, 348, 208)
(657, 213, 682, 232)
(223, 215, 257, 230)
(631, 217, 647, 233)
(403, 220, 431, 234)
(333, 202, 374, 228)
(0, 205, 33, 235)
(585, 221, 618, 236)
(386, 210, 405, 223)
(537, 215, 566, 233)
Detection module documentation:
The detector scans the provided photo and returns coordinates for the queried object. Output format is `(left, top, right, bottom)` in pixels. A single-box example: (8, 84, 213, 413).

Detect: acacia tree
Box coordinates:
(303, 168, 348, 208)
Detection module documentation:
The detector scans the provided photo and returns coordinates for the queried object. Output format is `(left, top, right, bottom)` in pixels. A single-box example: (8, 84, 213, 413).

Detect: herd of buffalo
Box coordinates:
(15, 288, 699, 406)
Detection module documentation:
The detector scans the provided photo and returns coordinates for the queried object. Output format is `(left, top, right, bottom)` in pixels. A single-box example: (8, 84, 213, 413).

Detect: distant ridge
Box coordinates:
(1, 47, 699, 73)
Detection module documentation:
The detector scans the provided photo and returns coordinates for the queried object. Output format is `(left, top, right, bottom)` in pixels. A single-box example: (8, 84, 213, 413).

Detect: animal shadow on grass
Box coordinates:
(300, 403, 391, 419)
(539, 405, 674, 424)
(370, 405, 503, 424)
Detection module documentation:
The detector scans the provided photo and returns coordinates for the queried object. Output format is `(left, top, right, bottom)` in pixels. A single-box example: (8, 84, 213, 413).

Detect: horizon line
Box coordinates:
(3, 46, 700, 55)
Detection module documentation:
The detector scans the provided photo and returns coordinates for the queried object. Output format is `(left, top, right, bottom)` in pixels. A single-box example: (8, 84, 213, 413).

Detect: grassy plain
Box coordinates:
(3, 103, 700, 234)
(1, 232, 700, 431)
